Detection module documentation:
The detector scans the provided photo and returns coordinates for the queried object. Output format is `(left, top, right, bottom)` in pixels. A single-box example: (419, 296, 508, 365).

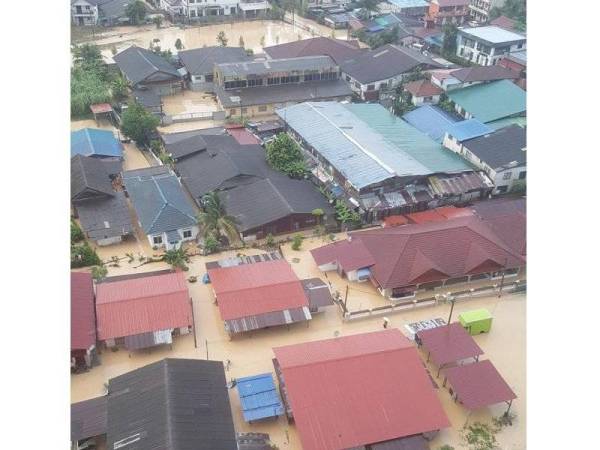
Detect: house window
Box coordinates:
(495, 185, 508, 193)
(205, 74, 214, 82)
(183, 230, 192, 239)
(519, 171, 526, 179)
(503, 172, 512, 180)
(367, 84, 375, 91)
(345, 75, 351, 82)
(241, 107, 248, 114)
(153, 235, 163, 245)
(258, 105, 268, 112)
(230, 108, 237, 115)
(424, 96, 432, 101)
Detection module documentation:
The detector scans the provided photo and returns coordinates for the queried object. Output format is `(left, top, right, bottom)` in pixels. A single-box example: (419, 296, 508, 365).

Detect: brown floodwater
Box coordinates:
(72, 226, 526, 450)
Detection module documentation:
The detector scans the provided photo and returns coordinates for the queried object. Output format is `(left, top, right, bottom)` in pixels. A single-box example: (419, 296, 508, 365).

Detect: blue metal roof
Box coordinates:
(402, 105, 459, 142)
(236, 373, 283, 422)
(277, 102, 471, 190)
(123, 170, 197, 235)
(445, 119, 494, 142)
(71, 128, 123, 158)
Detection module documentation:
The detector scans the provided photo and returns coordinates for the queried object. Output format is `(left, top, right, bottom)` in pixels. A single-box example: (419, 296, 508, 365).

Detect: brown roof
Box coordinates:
(71, 271, 96, 351)
(404, 79, 443, 97)
(264, 37, 364, 64)
(301, 278, 334, 309)
(417, 322, 484, 367)
(443, 360, 517, 409)
(310, 238, 376, 272)
(451, 66, 519, 83)
(491, 15, 518, 32)
(329, 214, 526, 290)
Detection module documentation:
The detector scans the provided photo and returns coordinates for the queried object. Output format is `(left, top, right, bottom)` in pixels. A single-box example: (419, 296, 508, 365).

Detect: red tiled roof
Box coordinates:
(406, 209, 447, 224)
(310, 238, 376, 272)
(274, 330, 450, 450)
(89, 103, 113, 114)
(436, 206, 474, 220)
(208, 259, 308, 321)
(404, 79, 443, 97)
(227, 127, 261, 145)
(347, 215, 525, 289)
(383, 215, 409, 227)
(443, 360, 517, 410)
(491, 15, 518, 32)
(71, 271, 96, 351)
(417, 322, 484, 367)
(95, 271, 192, 340)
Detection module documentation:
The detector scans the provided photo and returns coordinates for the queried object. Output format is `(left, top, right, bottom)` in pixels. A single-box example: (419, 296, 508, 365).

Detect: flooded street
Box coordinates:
(78, 20, 344, 57)
(72, 234, 526, 450)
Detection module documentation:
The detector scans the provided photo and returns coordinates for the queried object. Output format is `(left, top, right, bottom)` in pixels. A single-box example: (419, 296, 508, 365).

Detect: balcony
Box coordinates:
(72, 9, 95, 16)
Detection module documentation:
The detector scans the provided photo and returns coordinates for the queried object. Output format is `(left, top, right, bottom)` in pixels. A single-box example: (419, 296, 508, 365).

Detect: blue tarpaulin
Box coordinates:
(237, 373, 284, 422)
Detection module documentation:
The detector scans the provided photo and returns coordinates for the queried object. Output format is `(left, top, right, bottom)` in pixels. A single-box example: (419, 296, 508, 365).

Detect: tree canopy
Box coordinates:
(490, 0, 526, 30)
(125, 0, 147, 25)
(265, 133, 307, 178)
(72, 44, 104, 73)
(120, 101, 160, 146)
(442, 23, 458, 57)
(216, 31, 228, 47)
(198, 191, 239, 244)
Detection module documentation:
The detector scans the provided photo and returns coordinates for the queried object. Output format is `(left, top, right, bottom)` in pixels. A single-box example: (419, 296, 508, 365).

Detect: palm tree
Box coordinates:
(198, 192, 239, 244)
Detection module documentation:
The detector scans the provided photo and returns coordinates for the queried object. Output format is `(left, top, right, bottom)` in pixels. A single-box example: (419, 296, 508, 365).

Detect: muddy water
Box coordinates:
(87, 20, 340, 58)
(72, 234, 525, 450)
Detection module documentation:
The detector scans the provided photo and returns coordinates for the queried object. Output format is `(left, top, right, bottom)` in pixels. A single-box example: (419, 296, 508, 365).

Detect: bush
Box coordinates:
(121, 101, 160, 146)
(91, 265, 108, 281)
(204, 235, 220, 254)
(71, 220, 84, 243)
(461, 422, 498, 450)
(71, 243, 102, 268)
(265, 233, 275, 248)
(291, 234, 303, 251)
(265, 133, 307, 178)
(71, 68, 111, 117)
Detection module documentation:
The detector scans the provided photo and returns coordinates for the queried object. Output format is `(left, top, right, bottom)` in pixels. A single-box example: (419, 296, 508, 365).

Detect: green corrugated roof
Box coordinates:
(348, 103, 472, 173)
(447, 80, 526, 123)
(459, 308, 493, 323)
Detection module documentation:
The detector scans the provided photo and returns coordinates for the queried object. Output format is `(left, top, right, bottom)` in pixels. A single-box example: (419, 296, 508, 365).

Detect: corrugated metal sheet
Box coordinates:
(443, 360, 517, 410)
(444, 119, 493, 142)
(95, 271, 192, 340)
(273, 330, 450, 450)
(224, 307, 311, 334)
(417, 323, 484, 367)
(301, 278, 334, 309)
(237, 373, 284, 422)
(71, 396, 108, 442)
(402, 105, 459, 142)
(71, 272, 96, 351)
(123, 329, 173, 351)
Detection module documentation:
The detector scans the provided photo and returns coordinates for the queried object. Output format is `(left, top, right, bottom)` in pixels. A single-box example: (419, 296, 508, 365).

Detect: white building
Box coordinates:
(71, 0, 99, 26)
(456, 25, 526, 66)
(160, 0, 270, 18)
(469, 0, 506, 23)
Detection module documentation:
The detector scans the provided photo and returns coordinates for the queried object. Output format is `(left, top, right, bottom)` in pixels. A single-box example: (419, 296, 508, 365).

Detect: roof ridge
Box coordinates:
(136, 46, 160, 73)
(163, 361, 174, 450)
(264, 178, 294, 213)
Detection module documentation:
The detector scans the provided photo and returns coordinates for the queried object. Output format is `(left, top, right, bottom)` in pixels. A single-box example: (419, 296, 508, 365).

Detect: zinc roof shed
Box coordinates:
(236, 373, 284, 422)
(402, 105, 460, 142)
(273, 329, 450, 450)
(71, 128, 123, 158)
(458, 25, 526, 46)
(447, 79, 526, 123)
(445, 118, 493, 142)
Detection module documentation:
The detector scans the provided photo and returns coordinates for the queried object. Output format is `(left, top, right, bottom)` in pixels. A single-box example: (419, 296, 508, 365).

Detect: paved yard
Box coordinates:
(162, 90, 219, 116)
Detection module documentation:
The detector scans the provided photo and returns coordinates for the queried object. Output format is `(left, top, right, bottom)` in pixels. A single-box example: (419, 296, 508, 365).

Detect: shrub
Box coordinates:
(71, 243, 102, 268)
(204, 235, 220, 255)
(163, 247, 190, 269)
(461, 422, 498, 450)
(291, 234, 303, 251)
(265, 233, 275, 248)
(91, 265, 108, 281)
(265, 133, 307, 178)
(71, 220, 84, 243)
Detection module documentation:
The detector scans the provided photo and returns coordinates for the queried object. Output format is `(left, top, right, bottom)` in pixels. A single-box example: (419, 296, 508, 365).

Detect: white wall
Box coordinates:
(412, 94, 441, 106)
(147, 225, 200, 250)
(457, 33, 526, 66)
(491, 165, 526, 194)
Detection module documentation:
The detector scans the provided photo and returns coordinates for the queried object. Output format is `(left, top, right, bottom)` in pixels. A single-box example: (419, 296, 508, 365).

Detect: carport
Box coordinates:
(90, 103, 114, 126)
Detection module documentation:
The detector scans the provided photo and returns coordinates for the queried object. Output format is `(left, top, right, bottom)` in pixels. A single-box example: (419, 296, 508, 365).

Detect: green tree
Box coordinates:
(461, 423, 498, 450)
(152, 15, 163, 29)
(216, 31, 228, 47)
(91, 265, 108, 281)
(203, 235, 220, 254)
(125, 0, 147, 25)
(71, 243, 102, 268)
(260, 35, 266, 47)
(238, 36, 245, 48)
(198, 192, 239, 244)
(291, 234, 303, 251)
(120, 101, 160, 146)
(163, 247, 190, 270)
(334, 200, 361, 228)
(437, 93, 455, 114)
(358, 0, 379, 16)
(442, 23, 458, 57)
(437, 446, 455, 450)
(265, 133, 307, 178)
(111, 76, 129, 101)
(311, 208, 324, 225)
(71, 220, 85, 243)
(490, 0, 526, 23)
(265, 233, 276, 248)
(71, 67, 112, 117)
(72, 43, 104, 73)
(175, 38, 184, 50)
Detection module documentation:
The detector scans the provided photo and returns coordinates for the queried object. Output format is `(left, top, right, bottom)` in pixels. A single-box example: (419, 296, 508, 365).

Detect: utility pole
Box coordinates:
(498, 258, 508, 298)
(344, 285, 349, 310)
(447, 294, 456, 325)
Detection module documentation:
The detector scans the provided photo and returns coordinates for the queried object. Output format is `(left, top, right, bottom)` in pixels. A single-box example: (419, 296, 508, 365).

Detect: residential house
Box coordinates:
(113, 46, 183, 96)
(178, 46, 251, 92)
(71, 0, 100, 26)
(403, 79, 444, 105)
(445, 124, 526, 195)
(402, 104, 461, 142)
(161, 0, 269, 19)
(237, 1, 271, 18)
(95, 270, 193, 349)
(386, 0, 430, 18)
(490, 14, 521, 32)
(324, 13, 352, 29)
(166, 130, 333, 240)
(132, 88, 163, 116)
(340, 44, 442, 100)
(71, 272, 97, 371)
(446, 65, 519, 90)
(278, 102, 493, 222)
(499, 49, 526, 77)
(456, 25, 526, 66)
(310, 206, 526, 300)
(122, 166, 198, 250)
(71, 155, 133, 246)
(213, 56, 352, 118)
(441, 117, 494, 151)
(446, 79, 526, 124)
(426, 0, 471, 26)
(206, 256, 331, 334)
(71, 396, 107, 449)
(469, 0, 509, 23)
(272, 330, 450, 449)
(106, 359, 237, 450)
(71, 128, 123, 163)
(264, 37, 365, 64)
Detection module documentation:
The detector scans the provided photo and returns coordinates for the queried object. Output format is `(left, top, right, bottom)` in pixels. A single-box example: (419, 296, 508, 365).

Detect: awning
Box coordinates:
(417, 322, 484, 367)
(237, 373, 284, 422)
(90, 103, 113, 114)
(124, 329, 173, 350)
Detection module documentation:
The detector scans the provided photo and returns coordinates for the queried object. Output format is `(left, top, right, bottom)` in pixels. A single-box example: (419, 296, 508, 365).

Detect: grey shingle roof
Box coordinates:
(71, 154, 114, 201)
(107, 358, 237, 450)
(216, 55, 337, 78)
(75, 191, 134, 240)
(215, 79, 352, 108)
(123, 166, 197, 234)
(264, 37, 365, 64)
(133, 88, 162, 108)
(178, 46, 250, 76)
(451, 66, 519, 83)
(164, 134, 207, 160)
(463, 125, 526, 169)
(340, 44, 442, 84)
(114, 46, 181, 86)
